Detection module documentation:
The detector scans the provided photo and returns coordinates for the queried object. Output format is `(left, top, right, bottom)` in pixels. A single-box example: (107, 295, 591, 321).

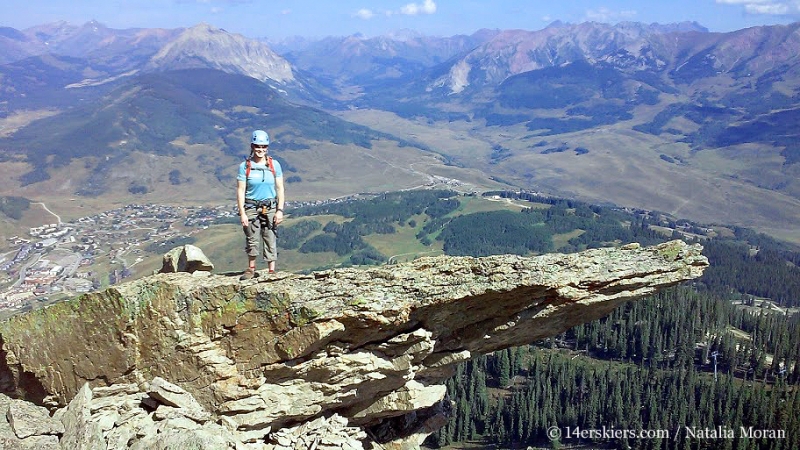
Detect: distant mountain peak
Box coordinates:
(616, 20, 709, 34)
(545, 20, 570, 29)
(0, 26, 27, 42)
(185, 22, 222, 35)
(21, 20, 78, 43)
(427, 20, 739, 94)
(146, 23, 295, 83)
(79, 20, 109, 33)
(385, 28, 425, 41)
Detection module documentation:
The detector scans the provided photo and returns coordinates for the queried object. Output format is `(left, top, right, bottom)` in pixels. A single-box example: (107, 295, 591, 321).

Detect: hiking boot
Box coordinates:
(239, 268, 258, 280)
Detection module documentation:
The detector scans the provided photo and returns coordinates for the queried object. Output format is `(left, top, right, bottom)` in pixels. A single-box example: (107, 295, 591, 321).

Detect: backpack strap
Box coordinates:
(244, 156, 276, 181)
(267, 156, 276, 179)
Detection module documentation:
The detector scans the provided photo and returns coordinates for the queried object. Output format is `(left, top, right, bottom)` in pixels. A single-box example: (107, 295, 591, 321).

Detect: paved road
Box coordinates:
(12, 253, 40, 289)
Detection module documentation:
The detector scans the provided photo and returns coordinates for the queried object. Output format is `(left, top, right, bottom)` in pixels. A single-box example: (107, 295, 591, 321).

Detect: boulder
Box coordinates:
(159, 244, 214, 273)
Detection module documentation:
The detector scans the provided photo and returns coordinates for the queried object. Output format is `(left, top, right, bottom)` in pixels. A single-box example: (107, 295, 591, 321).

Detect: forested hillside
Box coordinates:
(284, 190, 667, 266)
(432, 338, 799, 449)
(273, 189, 800, 450)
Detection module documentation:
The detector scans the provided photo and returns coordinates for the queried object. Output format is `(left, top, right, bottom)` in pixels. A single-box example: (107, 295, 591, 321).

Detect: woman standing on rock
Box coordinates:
(236, 130, 284, 279)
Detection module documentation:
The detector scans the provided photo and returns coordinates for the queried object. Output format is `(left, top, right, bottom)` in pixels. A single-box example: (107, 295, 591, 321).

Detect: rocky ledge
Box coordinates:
(0, 240, 707, 449)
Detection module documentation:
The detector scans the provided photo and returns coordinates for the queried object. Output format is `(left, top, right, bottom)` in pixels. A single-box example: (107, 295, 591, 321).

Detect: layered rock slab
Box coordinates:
(0, 240, 707, 446)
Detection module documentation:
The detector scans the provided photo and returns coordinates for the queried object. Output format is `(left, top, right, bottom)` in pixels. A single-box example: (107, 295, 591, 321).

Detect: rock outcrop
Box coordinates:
(0, 240, 707, 449)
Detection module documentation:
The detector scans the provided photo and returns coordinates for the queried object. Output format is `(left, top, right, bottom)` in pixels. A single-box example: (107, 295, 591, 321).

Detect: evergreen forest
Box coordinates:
(279, 189, 800, 449)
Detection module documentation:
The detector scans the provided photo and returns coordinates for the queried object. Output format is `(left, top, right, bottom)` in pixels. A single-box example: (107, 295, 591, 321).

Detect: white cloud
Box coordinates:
(355, 8, 375, 19)
(584, 7, 637, 23)
(355, 1, 437, 20)
(399, 0, 437, 16)
(281, 9, 291, 15)
(747, 3, 792, 13)
(715, 0, 800, 15)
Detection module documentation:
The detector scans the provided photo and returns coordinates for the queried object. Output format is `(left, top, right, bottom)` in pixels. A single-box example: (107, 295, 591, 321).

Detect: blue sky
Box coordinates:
(3, 0, 800, 39)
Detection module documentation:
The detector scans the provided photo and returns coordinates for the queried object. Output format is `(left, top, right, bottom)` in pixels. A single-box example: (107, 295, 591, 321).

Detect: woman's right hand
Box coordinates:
(240, 214, 249, 227)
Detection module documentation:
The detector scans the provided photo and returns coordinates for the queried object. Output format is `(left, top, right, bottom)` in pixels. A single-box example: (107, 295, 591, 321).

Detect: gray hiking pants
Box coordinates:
(243, 203, 277, 261)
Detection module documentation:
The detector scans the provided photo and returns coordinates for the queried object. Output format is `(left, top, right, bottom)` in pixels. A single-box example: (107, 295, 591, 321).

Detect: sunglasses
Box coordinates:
(253, 144, 268, 150)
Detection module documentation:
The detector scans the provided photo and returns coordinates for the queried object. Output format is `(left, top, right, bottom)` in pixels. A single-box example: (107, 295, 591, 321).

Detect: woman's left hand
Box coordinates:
(275, 210, 284, 225)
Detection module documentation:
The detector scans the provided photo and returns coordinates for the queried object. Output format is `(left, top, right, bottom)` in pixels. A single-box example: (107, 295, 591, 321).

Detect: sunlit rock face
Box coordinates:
(146, 23, 295, 83)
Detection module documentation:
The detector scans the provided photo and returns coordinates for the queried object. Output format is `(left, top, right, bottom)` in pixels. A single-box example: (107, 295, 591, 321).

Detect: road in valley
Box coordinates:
(33, 202, 62, 224)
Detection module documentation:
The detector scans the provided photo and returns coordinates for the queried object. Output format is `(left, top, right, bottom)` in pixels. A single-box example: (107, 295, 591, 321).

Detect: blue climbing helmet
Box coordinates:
(251, 130, 270, 146)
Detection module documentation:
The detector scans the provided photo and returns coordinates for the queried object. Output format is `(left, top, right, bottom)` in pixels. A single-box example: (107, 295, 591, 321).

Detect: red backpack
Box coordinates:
(245, 155, 276, 181)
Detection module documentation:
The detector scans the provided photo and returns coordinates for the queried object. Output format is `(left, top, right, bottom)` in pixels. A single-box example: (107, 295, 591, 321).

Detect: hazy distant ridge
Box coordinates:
(1, 19, 800, 241)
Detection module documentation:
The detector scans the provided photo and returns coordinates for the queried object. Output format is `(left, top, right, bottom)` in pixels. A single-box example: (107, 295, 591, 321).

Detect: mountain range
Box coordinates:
(1, 20, 800, 243)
